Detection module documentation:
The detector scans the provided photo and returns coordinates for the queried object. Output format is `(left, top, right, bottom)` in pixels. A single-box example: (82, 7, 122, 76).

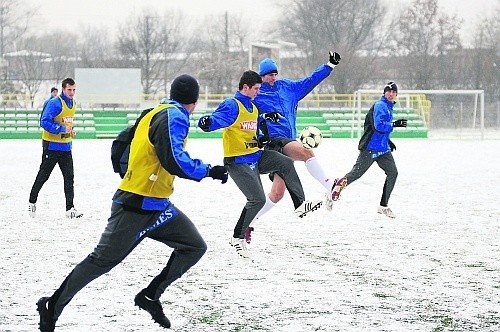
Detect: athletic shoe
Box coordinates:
(325, 192, 334, 211)
(377, 206, 396, 218)
(134, 290, 171, 328)
(294, 199, 323, 218)
(29, 203, 36, 218)
(331, 177, 348, 201)
(229, 237, 251, 259)
(244, 227, 254, 244)
(36, 297, 56, 332)
(65, 208, 83, 219)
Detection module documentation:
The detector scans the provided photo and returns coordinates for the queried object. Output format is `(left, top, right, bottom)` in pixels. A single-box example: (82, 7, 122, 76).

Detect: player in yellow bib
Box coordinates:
(28, 78, 82, 219)
(198, 70, 322, 260)
(37, 75, 228, 331)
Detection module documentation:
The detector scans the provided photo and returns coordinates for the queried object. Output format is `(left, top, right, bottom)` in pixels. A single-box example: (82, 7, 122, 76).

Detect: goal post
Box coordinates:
(354, 89, 485, 139)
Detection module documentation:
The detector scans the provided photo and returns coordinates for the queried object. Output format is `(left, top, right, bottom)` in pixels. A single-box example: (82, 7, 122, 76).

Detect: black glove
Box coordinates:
(263, 112, 282, 122)
(389, 140, 396, 152)
(393, 119, 408, 128)
(198, 116, 211, 132)
(258, 135, 270, 148)
(329, 51, 341, 66)
(208, 165, 228, 184)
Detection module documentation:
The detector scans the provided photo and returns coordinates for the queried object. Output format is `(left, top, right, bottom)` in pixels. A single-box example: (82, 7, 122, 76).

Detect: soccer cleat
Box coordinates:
(331, 177, 347, 201)
(36, 297, 56, 332)
(65, 207, 83, 219)
(134, 290, 171, 328)
(294, 199, 323, 218)
(244, 227, 254, 244)
(377, 206, 396, 218)
(29, 203, 37, 218)
(325, 192, 334, 211)
(229, 237, 251, 259)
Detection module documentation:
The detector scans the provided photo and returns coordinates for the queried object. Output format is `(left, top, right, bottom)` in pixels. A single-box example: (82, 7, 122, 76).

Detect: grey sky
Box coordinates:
(26, 0, 498, 46)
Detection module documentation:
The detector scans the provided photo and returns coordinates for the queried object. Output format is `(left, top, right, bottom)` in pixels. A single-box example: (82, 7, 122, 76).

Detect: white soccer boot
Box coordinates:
(28, 203, 36, 218)
(377, 206, 396, 218)
(325, 192, 334, 211)
(229, 237, 252, 260)
(65, 207, 83, 219)
(294, 199, 323, 218)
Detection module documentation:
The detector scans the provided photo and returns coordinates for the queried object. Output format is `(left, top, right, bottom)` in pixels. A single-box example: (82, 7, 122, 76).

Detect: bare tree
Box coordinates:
(0, 0, 33, 56)
(0, 0, 34, 91)
(6, 36, 50, 107)
(276, 0, 389, 93)
(116, 10, 185, 96)
(36, 32, 81, 83)
(79, 26, 118, 68)
(395, 0, 462, 89)
(193, 12, 249, 93)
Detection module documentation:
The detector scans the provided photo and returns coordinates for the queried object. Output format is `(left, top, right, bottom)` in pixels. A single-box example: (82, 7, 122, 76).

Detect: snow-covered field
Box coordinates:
(0, 137, 499, 332)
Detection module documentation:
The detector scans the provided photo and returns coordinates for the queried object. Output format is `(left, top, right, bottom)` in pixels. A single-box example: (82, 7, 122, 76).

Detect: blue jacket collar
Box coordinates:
(60, 92, 73, 107)
(381, 95, 396, 106)
(161, 99, 190, 117)
(234, 91, 255, 111)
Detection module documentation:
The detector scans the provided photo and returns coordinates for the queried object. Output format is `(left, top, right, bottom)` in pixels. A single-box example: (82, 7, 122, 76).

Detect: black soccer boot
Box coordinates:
(134, 290, 171, 328)
(36, 297, 56, 332)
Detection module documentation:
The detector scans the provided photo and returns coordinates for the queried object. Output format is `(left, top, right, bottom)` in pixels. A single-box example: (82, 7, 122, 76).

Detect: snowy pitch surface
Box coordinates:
(1, 138, 499, 332)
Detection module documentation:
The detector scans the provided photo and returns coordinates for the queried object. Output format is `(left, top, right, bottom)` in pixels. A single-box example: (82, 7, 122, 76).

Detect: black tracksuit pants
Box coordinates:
(47, 202, 207, 320)
(345, 150, 398, 207)
(29, 141, 75, 210)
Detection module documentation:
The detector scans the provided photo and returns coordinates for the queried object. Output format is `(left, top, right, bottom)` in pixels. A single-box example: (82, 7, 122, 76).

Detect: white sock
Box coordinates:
(305, 157, 335, 191)
(249, 195, 276, 226)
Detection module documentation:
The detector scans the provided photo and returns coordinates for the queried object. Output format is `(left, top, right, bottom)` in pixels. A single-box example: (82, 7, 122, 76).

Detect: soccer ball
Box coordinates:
(299, 126, 323, 149)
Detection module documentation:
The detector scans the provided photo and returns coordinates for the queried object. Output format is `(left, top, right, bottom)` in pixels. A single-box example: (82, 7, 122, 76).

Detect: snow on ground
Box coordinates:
(0, 137, 499, 332)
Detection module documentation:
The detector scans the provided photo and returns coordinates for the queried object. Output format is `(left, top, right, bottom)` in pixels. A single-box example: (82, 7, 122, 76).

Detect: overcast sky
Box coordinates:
(26, 0, 499, 45)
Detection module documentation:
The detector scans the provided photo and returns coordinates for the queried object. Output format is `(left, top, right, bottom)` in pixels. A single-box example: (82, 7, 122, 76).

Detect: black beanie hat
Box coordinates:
(170, 74, 199, 104)
(383, 81, 398, 93)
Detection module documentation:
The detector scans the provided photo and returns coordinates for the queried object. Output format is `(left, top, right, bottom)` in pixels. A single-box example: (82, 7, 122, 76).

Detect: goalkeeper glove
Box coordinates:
(208, 165, 228, 184)
(393, 119, 408, 128)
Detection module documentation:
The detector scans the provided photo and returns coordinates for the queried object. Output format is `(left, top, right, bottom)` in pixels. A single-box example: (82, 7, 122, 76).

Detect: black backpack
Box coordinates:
(111, 107, 153, 178)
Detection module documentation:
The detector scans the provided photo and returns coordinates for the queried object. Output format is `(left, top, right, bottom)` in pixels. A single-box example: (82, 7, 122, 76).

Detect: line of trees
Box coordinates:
(0, 0, 499, 108)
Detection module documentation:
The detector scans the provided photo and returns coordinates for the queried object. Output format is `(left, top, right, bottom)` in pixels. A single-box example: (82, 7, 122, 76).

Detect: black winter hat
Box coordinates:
(170, 74, 199, 104)
(383, 81, 398, 93)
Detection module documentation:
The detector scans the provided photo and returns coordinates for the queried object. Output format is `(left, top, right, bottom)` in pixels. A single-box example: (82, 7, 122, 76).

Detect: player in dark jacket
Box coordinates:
(330, 82, 408, 218)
